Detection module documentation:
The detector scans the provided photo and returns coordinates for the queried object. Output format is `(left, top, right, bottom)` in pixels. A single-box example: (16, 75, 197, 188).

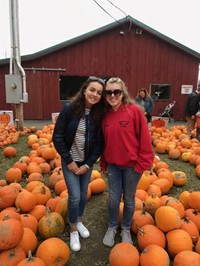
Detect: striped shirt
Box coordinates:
(70, 109, 90, 162)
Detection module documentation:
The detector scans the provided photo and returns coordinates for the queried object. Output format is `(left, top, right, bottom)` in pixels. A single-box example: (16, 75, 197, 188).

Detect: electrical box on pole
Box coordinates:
(5, 74, 22, 103)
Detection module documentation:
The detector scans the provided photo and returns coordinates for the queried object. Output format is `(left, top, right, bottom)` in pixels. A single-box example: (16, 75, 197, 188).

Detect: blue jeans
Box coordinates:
(61, 159, 92, 226)
(107, 164, 142, 230)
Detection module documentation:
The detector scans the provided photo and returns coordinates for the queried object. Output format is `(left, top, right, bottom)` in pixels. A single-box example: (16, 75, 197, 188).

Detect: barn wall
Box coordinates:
(0, 23, 199, 120)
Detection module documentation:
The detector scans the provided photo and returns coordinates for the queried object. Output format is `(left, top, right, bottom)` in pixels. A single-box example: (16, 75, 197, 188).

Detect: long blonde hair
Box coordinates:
(106, 77, 134, 105)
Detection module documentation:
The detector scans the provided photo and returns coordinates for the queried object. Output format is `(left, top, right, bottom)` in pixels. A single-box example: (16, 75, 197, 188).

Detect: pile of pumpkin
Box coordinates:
(1, 122, 200, 265)
(0, 123, 106, 265)
(0, 123, 34, 147)
(151, 124, 200, 177)
(109, 158, 200, 266)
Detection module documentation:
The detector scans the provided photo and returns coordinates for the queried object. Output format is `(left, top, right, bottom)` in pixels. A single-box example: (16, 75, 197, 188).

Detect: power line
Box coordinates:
(106, 0, 127, 17)
(93, 0, 122, 25)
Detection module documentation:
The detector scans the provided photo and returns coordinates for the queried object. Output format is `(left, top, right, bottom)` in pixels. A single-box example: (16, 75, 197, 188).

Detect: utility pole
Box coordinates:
(5, 0, 28, 131)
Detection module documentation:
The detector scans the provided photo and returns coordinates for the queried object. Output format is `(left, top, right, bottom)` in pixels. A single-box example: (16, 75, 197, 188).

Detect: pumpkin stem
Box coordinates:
(138, 228, 145, 236)
(193, 209, 200, 215)
(141, 201, 146, 215)
(27, 250, 34, 262)
(183, 217, 190, 223)
(2, 214, 11, 221)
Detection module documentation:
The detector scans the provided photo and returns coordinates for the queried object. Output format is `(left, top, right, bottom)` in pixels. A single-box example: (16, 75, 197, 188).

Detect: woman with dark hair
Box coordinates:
(135, 88, 154, 122)
(101, 77, 154, 247)
(53, 76, 106, 252)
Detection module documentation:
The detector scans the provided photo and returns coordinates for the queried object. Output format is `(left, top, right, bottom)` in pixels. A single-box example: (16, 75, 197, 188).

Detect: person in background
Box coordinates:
(135, 88, 154, 123)
(195, 109, 200, 141)
(100, 77, 154, 247)
(184, 84, 200, 137)
(53, 76, 106, 252)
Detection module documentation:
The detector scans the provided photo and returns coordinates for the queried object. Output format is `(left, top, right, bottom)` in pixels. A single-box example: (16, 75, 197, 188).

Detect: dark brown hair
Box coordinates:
(71, 76, 106, 125)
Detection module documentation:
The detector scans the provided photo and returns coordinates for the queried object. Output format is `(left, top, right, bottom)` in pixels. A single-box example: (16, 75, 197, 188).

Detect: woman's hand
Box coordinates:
(67, 161, 79, 174)
(75, 165, 88, 175)
(67, 162, 89, 175)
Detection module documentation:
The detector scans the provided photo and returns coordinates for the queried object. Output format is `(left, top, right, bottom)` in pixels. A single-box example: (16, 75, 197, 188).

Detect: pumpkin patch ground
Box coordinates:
(0, 123, 200, 265)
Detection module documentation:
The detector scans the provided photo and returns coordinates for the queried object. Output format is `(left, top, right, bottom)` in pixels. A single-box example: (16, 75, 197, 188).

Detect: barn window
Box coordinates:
(59, 75, 109, 101)
(59, 76, 88, 101)
(150, 84, 171, 100)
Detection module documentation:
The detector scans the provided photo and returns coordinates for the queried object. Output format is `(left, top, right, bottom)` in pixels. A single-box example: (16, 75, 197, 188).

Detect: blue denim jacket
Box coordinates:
(52, 103, 103, 167)
(135, 96, 154, 114)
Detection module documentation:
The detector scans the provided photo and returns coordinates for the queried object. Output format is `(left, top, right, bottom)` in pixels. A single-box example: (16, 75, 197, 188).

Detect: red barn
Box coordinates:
(0, 16, 199, 121)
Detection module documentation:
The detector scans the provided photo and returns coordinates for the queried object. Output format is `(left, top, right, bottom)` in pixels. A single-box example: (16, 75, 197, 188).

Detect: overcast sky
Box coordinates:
(0, 0, 200, 59)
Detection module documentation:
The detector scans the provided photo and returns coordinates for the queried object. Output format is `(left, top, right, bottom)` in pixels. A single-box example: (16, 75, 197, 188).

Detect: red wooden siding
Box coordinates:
(0, 19, 199, 120)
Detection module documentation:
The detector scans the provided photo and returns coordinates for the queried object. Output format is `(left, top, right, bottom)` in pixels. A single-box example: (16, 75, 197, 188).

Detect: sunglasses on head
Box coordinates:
(105, 89, 122, 97)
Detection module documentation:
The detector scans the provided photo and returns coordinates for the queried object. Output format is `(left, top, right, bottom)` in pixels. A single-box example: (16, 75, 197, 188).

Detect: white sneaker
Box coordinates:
(70, 231, 81, 251)
(77, 222, 90, 238)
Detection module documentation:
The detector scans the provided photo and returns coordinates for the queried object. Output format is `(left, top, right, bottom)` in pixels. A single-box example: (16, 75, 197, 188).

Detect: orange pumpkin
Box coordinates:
(89, 178, 106, 194)
(181, 151, 192, 162)
(178, 190, 191, 209)
(152, 178, 171, 195)
(131, 202, 155, 234)
(41, 146, 57, 161)
(173, 250, 200, 266)
(137, 224, 166, 251)
(55, 196, 68, 224)
(154, 161, 169, 173)
(185, 208, 200, 231)
(18, 227, 38, 256)
(165, 196, 185, 218)
(0, 185, 19, 211)
(188, 191, 200, 211)
(0, 216, 23, 251)
(31, 184, 51, 205)
(172, 171, 187, 186)
(26, 162, 42, 175)
(168, 148, 181, 159)
(3, 146, 17, 158)
(109, 242, 140, 266)
(140, 244, 170, 266)
(46, 196, 62, 212)
(166, 229, 193, 258)
(20, 214, 39, 234)
(13, 161, 27, 175)
(0, 246, 26, 266)
(27, 172, 44, 183)
(5, 167, 22, 183)
(180, 217, 199, 243)
(155, 142, 167, 154)
(38, 208, 65, 239)
(135, 189, 148, 201)
(48, 170, 64, 189)
(54, 179, 67, 195)
(144, 193, 161, 217)
(90, 169, 102, 181)
(15, 189, 37, 213)
(36, 237, 70, 266)
(180, 138, 192, 148)
(28, 206, 45, 223)
(155, 206, 181, 232)
(137, 171, 152, 190)
(146, 184, 162, 197)
(17, 250, 46, 266)
(0, 209, 21, 221)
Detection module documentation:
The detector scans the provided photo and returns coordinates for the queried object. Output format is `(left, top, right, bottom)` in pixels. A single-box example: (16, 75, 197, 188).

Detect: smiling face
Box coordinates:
(84, 81, 104, 109)
(105, 82, 124, 111)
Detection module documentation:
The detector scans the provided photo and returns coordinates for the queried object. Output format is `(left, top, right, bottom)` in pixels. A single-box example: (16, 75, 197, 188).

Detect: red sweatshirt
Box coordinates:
(101, 104, 154, 173)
